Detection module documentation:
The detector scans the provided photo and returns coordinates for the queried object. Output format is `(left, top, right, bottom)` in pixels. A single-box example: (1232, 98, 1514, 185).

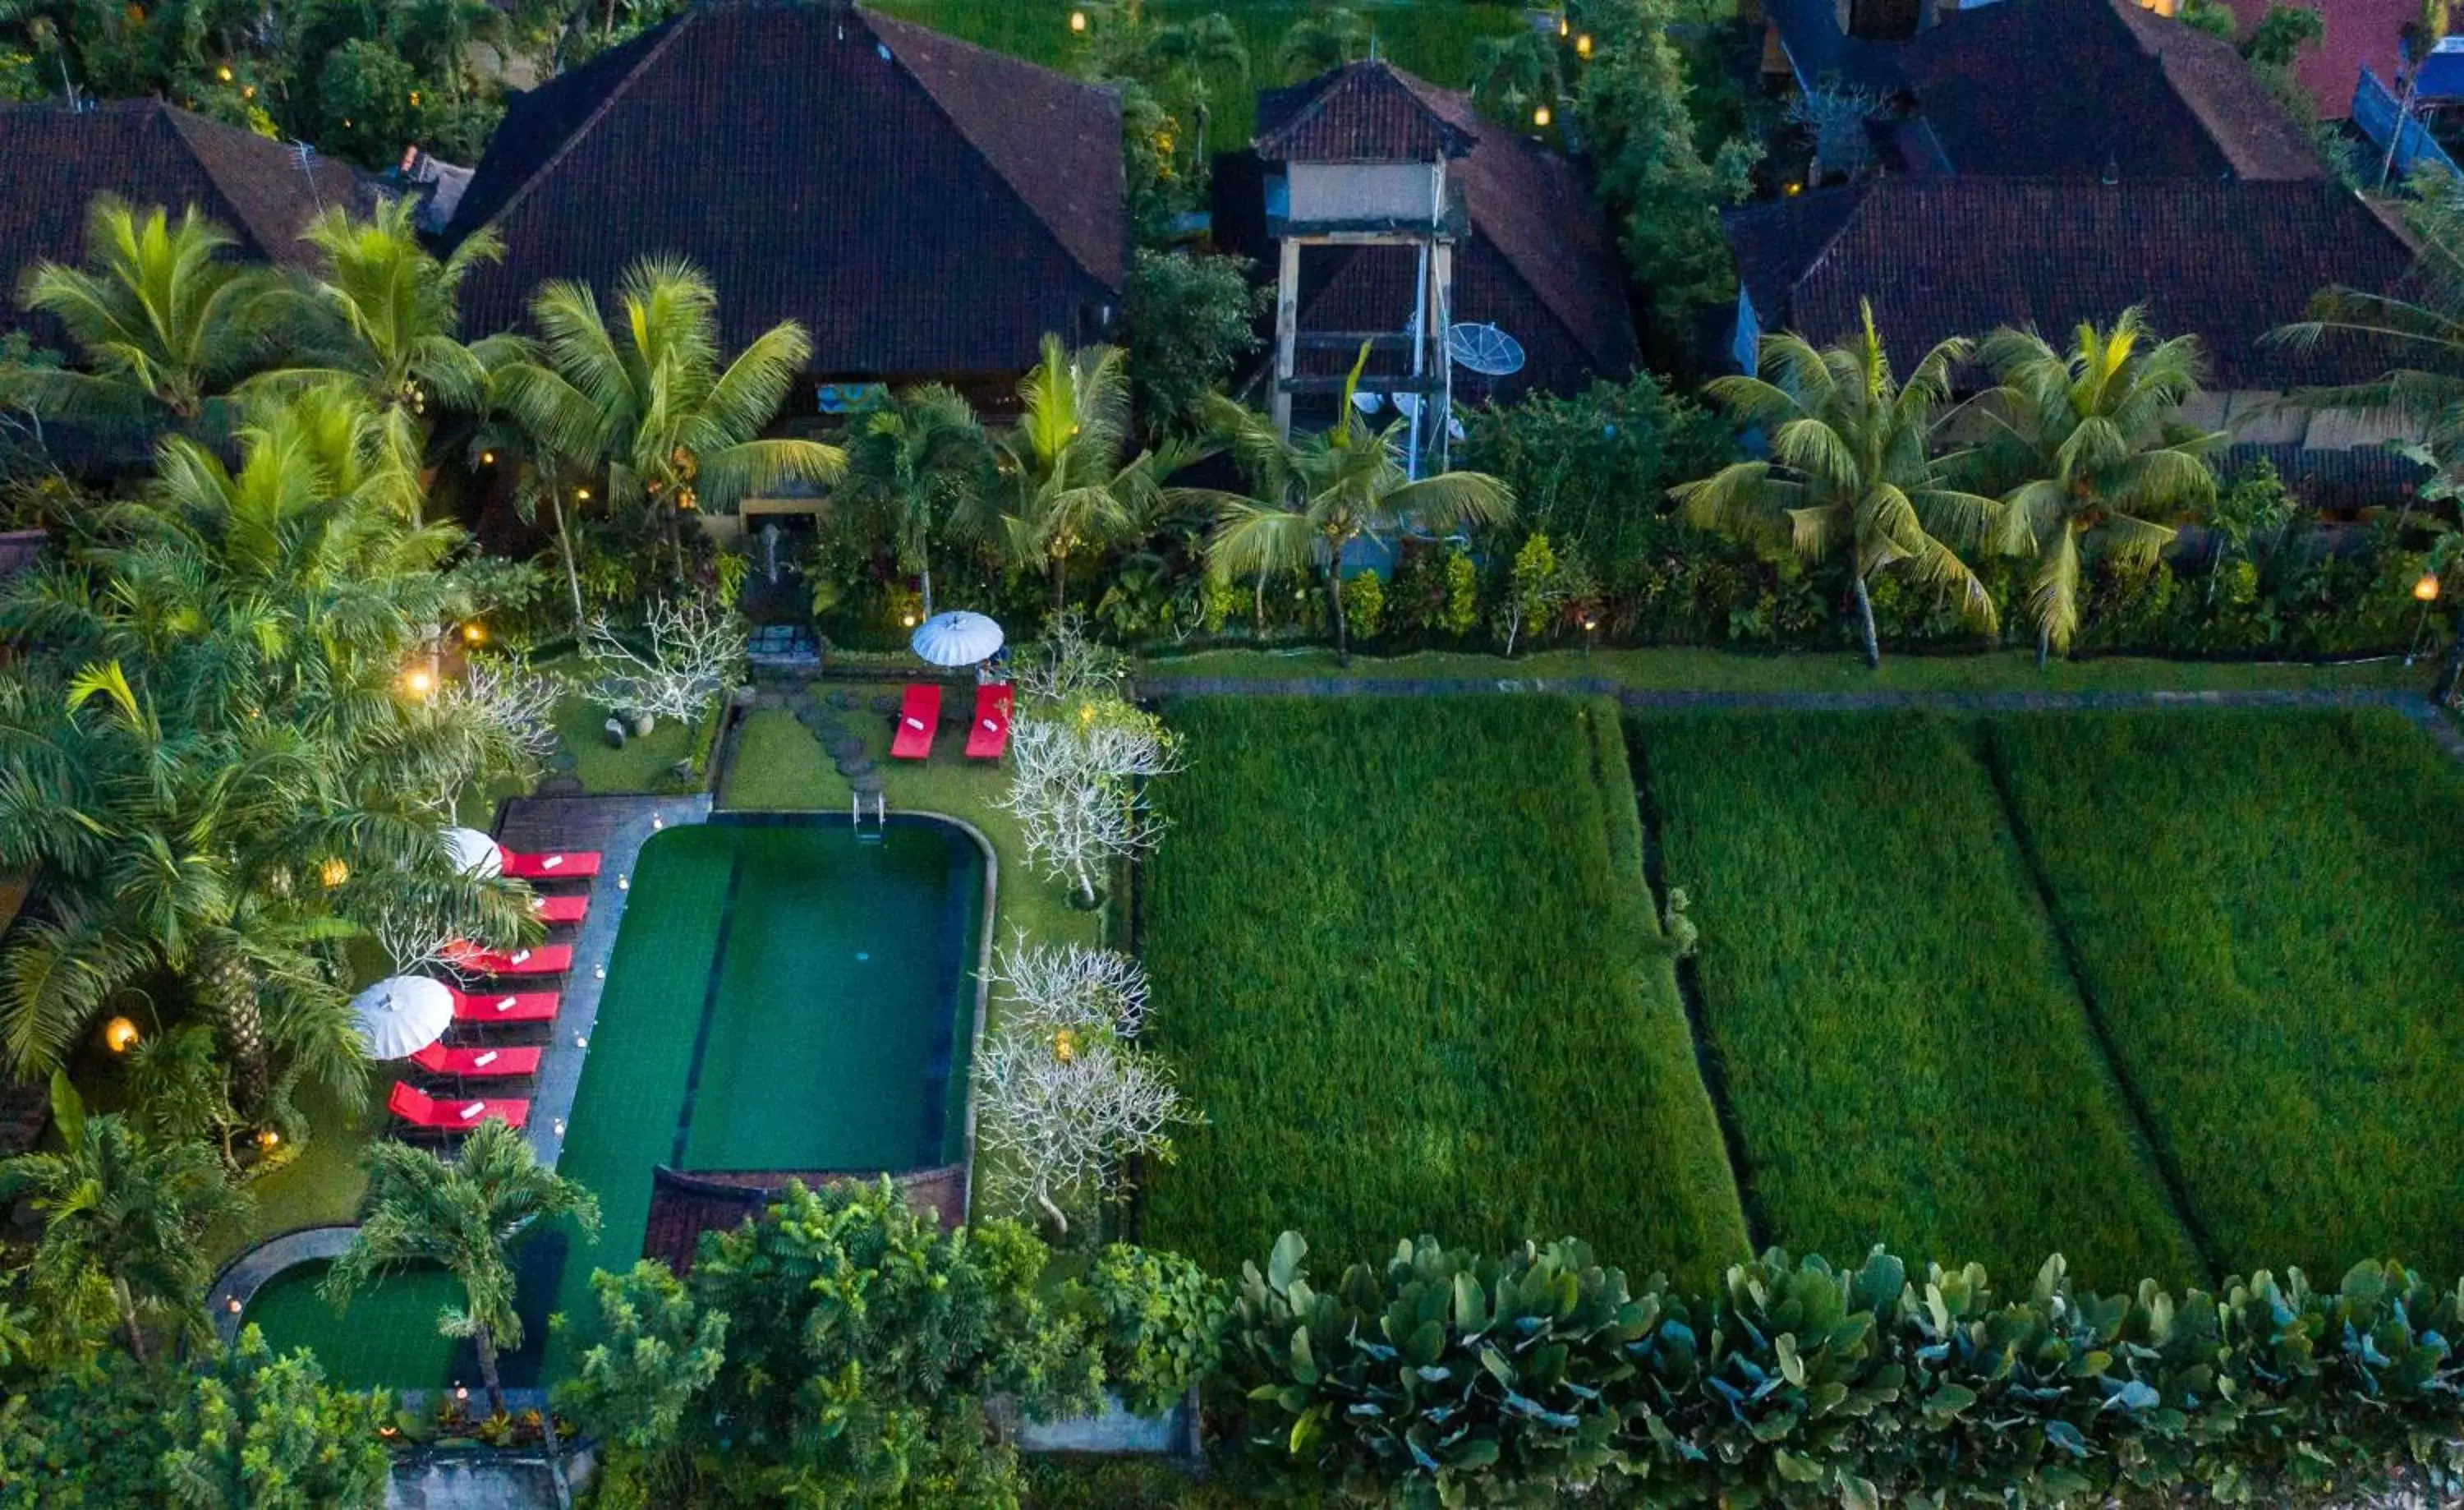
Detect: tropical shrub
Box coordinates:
(1220, 1231, 2464, 1509)
(1072, 1244, 1227, 1417)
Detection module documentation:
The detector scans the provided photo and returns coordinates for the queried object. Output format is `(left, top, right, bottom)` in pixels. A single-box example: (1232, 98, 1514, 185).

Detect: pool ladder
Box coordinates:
(852, 790, 886, 843)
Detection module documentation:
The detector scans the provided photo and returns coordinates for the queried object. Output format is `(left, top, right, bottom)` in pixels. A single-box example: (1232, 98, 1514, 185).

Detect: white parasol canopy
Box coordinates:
(909, 610, 1004, 667)
(444, 826, 503, 877)
(349, 975, 454, 1059)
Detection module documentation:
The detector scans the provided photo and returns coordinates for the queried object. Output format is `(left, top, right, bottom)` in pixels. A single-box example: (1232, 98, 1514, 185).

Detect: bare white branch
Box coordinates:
(989, 932, 1151, 1038)
(583, 596, 747, 726)
(438, 656, 566, 762)
(977, 1024, 1191, 1237)
(997, 699, 1184, 908)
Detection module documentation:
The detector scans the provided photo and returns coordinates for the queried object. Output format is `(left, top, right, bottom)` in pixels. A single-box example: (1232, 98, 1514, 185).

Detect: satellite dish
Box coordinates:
(1350, 389, 1383, 415)
(1446, 415, 1466, 441)
(1446, 323, 1526, 377)
(1391, 392, 1422, 420)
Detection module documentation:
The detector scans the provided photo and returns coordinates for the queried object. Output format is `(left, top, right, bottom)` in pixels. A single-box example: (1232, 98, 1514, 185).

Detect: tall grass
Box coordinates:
(1989, 710, 2464, 1279)
(1634, 712, 2203, 1287)
(1140, 696, 1748, 1282)
(871, 0, 1524, 151)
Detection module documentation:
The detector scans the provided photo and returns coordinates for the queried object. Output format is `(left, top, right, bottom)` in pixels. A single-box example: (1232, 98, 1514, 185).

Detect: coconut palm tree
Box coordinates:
(324, 1120, 599, 1416)
(993, 336, 1226, 615)
(1202, 362, 1515, 665)
(1671, 303, 2002, 668)
(1, 1075, 247, 1364)
(2274, 170, 2464, 699)
(246, 198, 518, 522)
(0, 197, 272, 442)
(846, 384, 987, 619)
(490, 257, 845, 578)
(1973, 311, 2222, 665)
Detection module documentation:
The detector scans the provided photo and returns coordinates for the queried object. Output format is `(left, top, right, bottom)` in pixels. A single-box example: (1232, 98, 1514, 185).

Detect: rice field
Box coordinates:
(1633, 713, 2203, 1287)
(1138, 696, 1748, 1282)
(1988, 710, 2464, 1281)
(871, 0, 1526, 150)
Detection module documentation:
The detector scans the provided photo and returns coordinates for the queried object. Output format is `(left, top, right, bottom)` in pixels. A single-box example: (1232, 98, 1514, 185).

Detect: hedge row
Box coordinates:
(1218, 1231, 2464, 1508)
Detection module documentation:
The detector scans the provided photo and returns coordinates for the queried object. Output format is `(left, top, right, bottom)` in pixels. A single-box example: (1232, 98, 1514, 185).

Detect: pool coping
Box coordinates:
(208, 1222, 360, 1348)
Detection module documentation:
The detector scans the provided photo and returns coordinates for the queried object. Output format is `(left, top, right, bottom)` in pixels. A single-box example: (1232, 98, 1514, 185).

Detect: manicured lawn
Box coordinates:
(870, 0, 1526, 151)
(1138, 646, 2425, 693)
(1138, 696, 1748, 1282)
(1633, 712, 2202, 1287)
(1988, 711, 2464, 1279)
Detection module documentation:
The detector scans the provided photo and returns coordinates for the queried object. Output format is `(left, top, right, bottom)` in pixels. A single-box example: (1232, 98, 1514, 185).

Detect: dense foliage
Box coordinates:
(1140, 696, 1747, 1282)
(1635, 713, 2203, 1286)
(1989, 710, 2464, 1279)
(1220, 1229, 2464, 1508)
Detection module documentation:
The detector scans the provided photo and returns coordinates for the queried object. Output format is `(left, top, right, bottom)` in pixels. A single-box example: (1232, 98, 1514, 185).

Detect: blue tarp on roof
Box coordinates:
(2414, 37, 2464, 99)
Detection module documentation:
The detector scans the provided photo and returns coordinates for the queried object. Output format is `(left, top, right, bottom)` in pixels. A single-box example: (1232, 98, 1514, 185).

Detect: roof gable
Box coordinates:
(1255, 61, 1478, 162)
(1900, 0, 2320, 179)
(448, 2, 1124, 375)
(0, 100, 358, 336)
(1723, 178, 2411, 389)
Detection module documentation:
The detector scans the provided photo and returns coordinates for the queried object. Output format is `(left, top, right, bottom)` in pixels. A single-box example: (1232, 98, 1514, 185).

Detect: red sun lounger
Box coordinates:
(501, 849, 601, 880)
(408, 1042, 542, 1079)
(891, 683, 941, 760)
(439, 941, 572, 976)
(445, 986, 561, 1024)
(388, 1080, 529, 1131)
(965, 684, 1013, 760)
(532, 893, 589, 925)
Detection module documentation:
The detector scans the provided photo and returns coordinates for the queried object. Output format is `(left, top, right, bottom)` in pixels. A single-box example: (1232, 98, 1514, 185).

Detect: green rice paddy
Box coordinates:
(1633, 712, 2202, 1287)
(245, 818, 986, 1388)
(1138, 696, 1749, 1282)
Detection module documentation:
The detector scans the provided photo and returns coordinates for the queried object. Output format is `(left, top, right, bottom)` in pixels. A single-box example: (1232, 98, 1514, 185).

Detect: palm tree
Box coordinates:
(490, 257, 845, 578)
(1671, 303, 2002, 668)
(2274, 171, 2464, 699)
(2381, 0, 2453, 189)
(324, 1120, 600, 1416)
(1973, 311, 2222, 665)
(247, 198, 518, 522)
(0, 197, 270, 441)
(993, 336, 1222, 614)
(1202, 364, 1515, 665)
(1, 1074, 247, 1364)
(1275, 4, 1368, 80)
(846, 384, 987, 619)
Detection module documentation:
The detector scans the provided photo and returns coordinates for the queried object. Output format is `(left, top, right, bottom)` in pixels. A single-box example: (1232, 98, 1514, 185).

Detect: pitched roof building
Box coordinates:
(1216, 60, 1635, 453)
(1722, 177, 2409, 389)
(1760, 0, 2321, 181)
(444, 0, 1126, 401)
(0, 99, 361, 339)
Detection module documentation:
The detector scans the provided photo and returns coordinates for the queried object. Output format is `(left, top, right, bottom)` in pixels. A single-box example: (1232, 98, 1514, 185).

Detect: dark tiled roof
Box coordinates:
(447, 2, 1125, 378)
(1255, 61, 1478, 162)
(1901, 0, 2321, 180)
(1760, 0, 1909, 90)
(0, 100, 359, 334)
(2218, 440, 2432, 511)
(1234, 63, 1634, 389)
(1722, 177, 2413, 389)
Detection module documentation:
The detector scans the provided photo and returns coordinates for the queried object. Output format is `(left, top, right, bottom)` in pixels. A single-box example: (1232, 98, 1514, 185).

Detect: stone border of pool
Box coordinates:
(911, 808, 999, 1219)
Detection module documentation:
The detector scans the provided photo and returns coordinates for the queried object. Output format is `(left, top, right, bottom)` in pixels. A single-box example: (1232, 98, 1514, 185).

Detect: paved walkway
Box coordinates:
(494, 794, 711, 1171)
(1148, 677, 2464, 762)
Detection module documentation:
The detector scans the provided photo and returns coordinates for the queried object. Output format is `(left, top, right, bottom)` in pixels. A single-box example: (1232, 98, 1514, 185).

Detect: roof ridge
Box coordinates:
(463, 9, 702, 246)
(157, 104, 300, 257)
(860, 7, 1120, 289)
(1791, 180, 1883, 303)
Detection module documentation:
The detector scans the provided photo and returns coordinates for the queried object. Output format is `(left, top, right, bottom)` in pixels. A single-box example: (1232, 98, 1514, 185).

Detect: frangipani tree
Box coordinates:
(997, 619, 1183, 909)
(583, 594, 746, 730)
(1672, 302, 2002, 668)
(978, 937, 1188, 1236)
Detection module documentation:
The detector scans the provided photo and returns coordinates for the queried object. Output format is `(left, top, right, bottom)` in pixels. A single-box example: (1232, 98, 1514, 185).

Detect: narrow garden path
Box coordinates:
(1148, 676, 2464, 763)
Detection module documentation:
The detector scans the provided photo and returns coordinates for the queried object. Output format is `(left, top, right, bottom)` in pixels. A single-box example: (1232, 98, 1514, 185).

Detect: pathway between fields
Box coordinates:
(1147, 678, 2464, 763)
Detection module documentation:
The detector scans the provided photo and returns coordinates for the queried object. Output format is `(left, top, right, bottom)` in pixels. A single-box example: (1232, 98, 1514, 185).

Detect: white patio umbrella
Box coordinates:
(349, 975, 454, 1059)
(909, 610, 1004, 667)
(443, 826, 503, 877)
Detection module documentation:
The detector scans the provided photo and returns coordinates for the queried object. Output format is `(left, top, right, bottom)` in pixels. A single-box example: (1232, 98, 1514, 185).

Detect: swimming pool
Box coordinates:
(244, 815, 989, 1389)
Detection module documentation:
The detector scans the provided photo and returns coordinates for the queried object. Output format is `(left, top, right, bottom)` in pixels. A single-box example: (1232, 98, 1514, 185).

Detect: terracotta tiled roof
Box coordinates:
(1255, 61, 1478, 162)
(447, 1, 1125, 379)
(2217, 0, 2420, 120)
(1900, 0, 2321, 179)
(1722, 177, 2412, 389)
(0, 99, 360, 334)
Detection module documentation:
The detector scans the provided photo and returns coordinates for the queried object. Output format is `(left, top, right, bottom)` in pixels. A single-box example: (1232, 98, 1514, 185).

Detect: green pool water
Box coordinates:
(245, 817, 986, 1388)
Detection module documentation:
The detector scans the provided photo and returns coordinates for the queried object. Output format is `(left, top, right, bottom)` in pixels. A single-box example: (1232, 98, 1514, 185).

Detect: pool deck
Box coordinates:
(493, 793, 712, 1172)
